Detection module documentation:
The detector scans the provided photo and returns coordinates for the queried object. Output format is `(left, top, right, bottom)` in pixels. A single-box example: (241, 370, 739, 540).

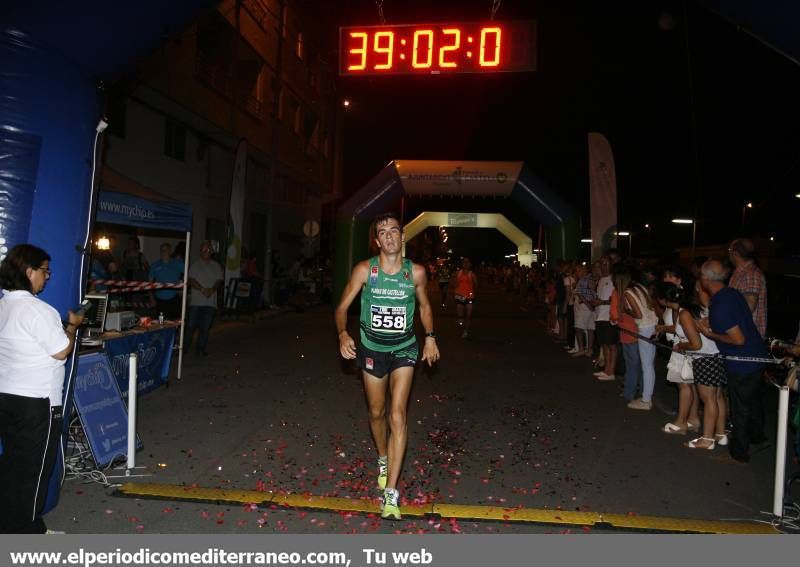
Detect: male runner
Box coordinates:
(335, 212, 440, 520)
(453, 257, 478, 338)
(437, 263, 451, 310)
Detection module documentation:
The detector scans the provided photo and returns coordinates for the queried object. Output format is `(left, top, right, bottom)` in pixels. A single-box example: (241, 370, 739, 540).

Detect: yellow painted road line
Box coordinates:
(272, 494, 383, 515)
(598, 513, 777, 534)
(433, 504, 603, 526)
(271, 494, 431, 518)
(115, 483, 779, 534)
(116, 483, 274, 507)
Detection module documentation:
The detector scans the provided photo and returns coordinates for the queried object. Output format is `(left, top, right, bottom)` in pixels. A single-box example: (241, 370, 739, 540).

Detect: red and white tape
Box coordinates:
(89, 279, 185, 293)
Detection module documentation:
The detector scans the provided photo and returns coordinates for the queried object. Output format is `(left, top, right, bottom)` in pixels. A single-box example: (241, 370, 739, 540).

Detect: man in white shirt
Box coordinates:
(563, 265, 578, 353)
(185, 241, 223, 356)
(593, 255, 619, 380)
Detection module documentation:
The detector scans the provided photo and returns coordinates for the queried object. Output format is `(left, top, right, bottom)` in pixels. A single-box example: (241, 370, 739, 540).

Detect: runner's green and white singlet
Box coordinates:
(360, 257, 416, 352)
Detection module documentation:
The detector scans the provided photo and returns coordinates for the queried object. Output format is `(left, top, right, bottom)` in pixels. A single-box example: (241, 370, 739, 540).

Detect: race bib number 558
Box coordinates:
(370, 305, 406, 333)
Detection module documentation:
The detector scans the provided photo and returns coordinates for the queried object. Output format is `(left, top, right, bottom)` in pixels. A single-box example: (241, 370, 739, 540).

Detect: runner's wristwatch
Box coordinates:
(425, 331, 436, 339)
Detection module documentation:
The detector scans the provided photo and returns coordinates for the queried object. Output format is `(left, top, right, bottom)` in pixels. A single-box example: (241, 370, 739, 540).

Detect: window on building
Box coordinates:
(196, 8, 270, 122)
(303, 109, 319, 155)
(196, 11, 236, 98)
(164, 118, 186, 161)
(290, 184, 305, 205)
(248, 158, 269, 201)
(276, 174, 289, 202)
(242, 0, 267, 28)
(296, 32, 304, 60)
(205, 218, 226, 258)
(106, 86, 127, 139)
(236, 54, 266, 119)
(290, 97, 302, 135)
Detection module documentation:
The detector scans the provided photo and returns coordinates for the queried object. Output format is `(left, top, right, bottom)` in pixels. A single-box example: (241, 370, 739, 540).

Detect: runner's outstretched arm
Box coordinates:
(414, 263, 440, 366)
(335, 261, 369, 359)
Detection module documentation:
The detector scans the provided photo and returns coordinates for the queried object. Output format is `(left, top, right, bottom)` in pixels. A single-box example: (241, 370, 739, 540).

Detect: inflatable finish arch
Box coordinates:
(3, 0, 215, 314)
(335, 160, 579, 297)
(403, 212, 536, 266)
(2, 0, 214, 513)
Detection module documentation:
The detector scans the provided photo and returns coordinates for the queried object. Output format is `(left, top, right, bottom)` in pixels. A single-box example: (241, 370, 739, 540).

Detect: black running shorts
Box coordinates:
(356, 343, 419, 379)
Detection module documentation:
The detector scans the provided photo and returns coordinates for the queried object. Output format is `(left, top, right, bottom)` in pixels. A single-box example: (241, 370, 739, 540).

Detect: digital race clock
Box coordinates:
(339, 21, 536, 76)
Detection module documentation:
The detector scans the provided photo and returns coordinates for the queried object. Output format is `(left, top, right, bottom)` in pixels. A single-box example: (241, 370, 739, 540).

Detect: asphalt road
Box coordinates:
(43, 284, 788, 534)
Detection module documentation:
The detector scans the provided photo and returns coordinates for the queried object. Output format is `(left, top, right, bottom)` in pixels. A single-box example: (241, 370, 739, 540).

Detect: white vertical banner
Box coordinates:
(588, 132, 618, 261)
(226, 139, 246, 295)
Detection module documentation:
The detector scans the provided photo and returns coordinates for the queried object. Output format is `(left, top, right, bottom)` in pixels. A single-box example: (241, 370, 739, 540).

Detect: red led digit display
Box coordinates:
(339, 21, 536, 76)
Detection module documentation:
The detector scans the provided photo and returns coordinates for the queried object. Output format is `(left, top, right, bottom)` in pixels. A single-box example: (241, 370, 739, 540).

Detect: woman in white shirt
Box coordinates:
(0, 244, 83, 533)
(658, 283, 702, 435)
(688, 281, 728, 449)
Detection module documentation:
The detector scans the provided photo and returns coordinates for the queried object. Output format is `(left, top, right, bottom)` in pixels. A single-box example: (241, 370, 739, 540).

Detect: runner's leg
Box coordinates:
(386, 366, 414, 489)
(362, 371, 389, 459)
(464, 303, 474, 334)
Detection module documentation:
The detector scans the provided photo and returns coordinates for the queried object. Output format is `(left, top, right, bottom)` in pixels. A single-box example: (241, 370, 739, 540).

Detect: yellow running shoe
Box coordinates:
(381, 488, 402, 521)
(377, 456, 388, 490)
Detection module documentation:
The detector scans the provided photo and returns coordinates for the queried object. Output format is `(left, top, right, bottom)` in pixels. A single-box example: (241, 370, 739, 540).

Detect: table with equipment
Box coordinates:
(80, 322, 179, 397)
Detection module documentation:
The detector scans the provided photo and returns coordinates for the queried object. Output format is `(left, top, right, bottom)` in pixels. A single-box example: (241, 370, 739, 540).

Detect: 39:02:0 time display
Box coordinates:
(339, 21, 536, 76)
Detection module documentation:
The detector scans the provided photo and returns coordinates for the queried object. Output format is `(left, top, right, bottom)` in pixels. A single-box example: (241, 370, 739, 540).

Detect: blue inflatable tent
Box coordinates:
(1, 0, 214, 514)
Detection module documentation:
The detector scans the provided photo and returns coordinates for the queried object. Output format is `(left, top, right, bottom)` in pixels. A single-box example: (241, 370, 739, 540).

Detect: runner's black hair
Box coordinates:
(372, 212, 403, 240)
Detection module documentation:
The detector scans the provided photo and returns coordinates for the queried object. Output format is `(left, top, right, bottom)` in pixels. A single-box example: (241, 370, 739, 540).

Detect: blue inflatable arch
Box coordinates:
(334, 160, 579, 298)
(2, 0, 214, 513)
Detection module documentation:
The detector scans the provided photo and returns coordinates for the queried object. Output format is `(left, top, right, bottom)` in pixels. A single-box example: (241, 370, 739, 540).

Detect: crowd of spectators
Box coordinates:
(88, 237, 335, 316)
(447, 238, 793, 464)
(528, 238, 778, 462)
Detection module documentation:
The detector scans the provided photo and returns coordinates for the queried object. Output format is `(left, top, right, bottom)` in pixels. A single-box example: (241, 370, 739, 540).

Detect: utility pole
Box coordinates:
(263, 0, 287, 306)
(683, 0, 703, 258)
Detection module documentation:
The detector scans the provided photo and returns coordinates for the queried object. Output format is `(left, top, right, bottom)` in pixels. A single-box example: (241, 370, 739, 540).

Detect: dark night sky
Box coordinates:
(308, 0, 800, 259)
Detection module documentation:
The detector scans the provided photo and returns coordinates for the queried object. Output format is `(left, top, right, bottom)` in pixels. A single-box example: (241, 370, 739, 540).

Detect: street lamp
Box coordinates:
(672, 218, 696, 259)
(580, 238, 592, 262)
(616, 231, 631, 256)
(96, 236, 110, 250)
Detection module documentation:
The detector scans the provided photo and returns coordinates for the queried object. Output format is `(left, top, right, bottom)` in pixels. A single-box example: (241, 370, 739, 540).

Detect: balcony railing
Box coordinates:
(242, 0, 270, 30)
(242, 93, 267, 121)
(197, 51, 268, 122)
(196, 51, 233, 98)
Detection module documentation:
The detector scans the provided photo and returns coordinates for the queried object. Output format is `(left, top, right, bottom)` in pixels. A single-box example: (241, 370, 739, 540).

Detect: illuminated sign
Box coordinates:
(339, 21, 536, 76)
(448, 213, 478, 226)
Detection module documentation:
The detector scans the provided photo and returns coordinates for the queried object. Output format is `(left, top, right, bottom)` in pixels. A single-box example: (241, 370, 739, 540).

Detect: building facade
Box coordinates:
(99, 0, 341, 284)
